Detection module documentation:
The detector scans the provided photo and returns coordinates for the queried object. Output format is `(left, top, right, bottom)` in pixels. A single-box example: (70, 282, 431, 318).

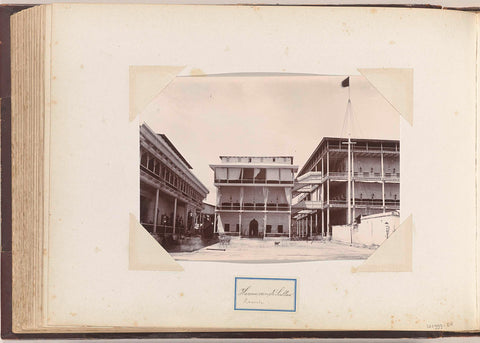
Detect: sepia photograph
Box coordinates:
(139, 74, 400, 263)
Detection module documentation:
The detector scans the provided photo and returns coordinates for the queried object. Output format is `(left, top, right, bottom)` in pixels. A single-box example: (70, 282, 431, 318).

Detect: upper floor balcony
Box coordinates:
(217, 202, 290, 212)
(328, 171, 400, 182)
(292, 200, 324, 210)
(329, 198, 400, 208)
(214, 177, 294, 186)
(211, 165, 297, 187)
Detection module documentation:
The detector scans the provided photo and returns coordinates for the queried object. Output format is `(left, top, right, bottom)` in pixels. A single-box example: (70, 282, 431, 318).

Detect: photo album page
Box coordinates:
(38, 4, 478, 331)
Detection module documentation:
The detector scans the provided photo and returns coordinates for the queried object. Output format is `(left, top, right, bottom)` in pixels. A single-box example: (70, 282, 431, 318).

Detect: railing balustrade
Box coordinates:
(217, 203, 290, 211)
(214, 178, 294, 184)
(140, 223, 176, 235)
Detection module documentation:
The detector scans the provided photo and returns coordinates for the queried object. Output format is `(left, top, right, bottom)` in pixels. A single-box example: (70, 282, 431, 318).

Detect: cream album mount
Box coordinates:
(6, 3, 480, 334)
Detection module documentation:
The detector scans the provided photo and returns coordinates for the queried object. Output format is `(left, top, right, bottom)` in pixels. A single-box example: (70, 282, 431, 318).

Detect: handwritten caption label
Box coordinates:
(234, 277, 297, 312)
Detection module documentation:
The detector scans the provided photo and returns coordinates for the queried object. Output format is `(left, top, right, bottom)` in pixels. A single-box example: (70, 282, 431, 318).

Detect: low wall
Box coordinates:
(332, 213, 400, 246)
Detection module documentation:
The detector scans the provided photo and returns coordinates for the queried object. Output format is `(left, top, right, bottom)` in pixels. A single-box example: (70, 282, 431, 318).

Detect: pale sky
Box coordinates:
(142, 75, 399, 204)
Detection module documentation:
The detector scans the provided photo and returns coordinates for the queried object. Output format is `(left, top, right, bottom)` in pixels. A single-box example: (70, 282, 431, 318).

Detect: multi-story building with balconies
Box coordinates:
(292, 137, 400, 238)
(140, 124, 209, 245)
(209, 156, 299, 238)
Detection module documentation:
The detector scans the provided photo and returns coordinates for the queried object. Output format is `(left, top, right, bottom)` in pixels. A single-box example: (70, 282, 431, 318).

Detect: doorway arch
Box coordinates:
(249, 219, 259, 237)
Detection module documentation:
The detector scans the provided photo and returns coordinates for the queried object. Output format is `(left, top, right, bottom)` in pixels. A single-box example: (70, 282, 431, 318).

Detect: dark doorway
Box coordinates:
(249, 219, 259, 237)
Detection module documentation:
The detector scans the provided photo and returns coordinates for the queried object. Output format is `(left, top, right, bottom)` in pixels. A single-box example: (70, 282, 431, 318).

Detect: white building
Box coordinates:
(209, 156, 298, 238)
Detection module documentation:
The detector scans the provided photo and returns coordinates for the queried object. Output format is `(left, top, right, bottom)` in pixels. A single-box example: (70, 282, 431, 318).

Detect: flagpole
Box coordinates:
(341, 76, 355, 244)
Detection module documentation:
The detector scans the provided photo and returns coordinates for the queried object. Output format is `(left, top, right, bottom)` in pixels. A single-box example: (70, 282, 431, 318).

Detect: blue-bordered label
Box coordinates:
(234, 277, 297, 312)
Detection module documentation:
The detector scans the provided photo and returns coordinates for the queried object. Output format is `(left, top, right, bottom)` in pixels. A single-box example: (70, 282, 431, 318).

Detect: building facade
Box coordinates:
(292, 137, 400, 238)
(140, 124, 209, 244)
(210, 156, 298, 238)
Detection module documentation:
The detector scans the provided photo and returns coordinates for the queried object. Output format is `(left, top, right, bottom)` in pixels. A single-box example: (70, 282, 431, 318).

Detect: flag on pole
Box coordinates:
(341, 76, 350, 87)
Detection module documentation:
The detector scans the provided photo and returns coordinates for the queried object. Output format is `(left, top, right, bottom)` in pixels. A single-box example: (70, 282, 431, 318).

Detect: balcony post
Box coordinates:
(322, 209, 325, 237)
(239, 212, 242, 238)
(327, 179, 330, 206)
(288, 207, 292, 239)
(327, 207, 330, 238)
(153, 188, 159, 234)
(173, 197, 177, 235)
(315, 212, 318, 236)
(327, 151, 330, 176)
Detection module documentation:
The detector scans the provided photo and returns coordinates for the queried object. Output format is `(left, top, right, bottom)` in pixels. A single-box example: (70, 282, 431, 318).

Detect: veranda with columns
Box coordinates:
(210, 156, 298, 239)
(139, 124, 209, 244)
(292, 137, 400, 239)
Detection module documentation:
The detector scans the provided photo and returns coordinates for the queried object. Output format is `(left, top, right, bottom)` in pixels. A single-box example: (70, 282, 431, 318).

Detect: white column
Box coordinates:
(173, 197, 177, 234)
(239, 212, 242, 237)
(315, 212, 318, 236)
(326, 151, 330, 177)
(153, 188, 160, 234)
(322, 209, 325, 237)
(327, 207, 330, 237)
(264, 212, 267, 239)
(327, 180, 330, 205)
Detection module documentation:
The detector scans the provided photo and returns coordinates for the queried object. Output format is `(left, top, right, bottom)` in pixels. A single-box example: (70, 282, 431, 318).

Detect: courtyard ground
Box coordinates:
(170, 237, 375, 263)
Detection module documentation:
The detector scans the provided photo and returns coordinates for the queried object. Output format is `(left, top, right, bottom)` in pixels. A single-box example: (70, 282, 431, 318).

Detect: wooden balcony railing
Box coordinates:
(214, 178, 293, 185)
(218, 203, 290, 211)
